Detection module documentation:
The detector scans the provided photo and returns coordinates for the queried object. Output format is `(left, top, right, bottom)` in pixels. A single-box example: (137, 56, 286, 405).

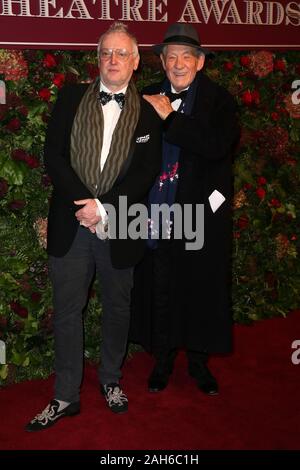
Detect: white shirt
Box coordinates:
(95, 81, 128, 239)
(99, 82, 127, 170)
(170, 85, 189, 111)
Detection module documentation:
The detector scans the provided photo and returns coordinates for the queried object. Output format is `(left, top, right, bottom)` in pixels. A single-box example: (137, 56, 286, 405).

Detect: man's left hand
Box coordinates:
(74, 199, 101, 227)
(143, 94, 173, 120)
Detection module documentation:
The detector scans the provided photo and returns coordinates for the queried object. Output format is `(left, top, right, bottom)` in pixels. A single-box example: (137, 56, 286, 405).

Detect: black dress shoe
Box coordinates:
(189, 364, 219, 395)
(148, 351, 176, 392)
(25, 399, 80, 432)
(148, 368, 170, 392)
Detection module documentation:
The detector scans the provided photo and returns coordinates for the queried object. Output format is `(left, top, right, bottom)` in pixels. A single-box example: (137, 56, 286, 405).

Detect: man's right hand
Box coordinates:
(143, 94, 173, 120)
(74, 198, 101, 227)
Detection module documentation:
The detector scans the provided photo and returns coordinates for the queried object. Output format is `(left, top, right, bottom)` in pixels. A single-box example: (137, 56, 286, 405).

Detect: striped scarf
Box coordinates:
(70, 78, 140, 197)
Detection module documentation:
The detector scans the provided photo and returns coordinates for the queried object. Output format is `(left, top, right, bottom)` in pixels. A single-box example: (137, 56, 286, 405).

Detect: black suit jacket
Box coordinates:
(44, 83, 162, 268)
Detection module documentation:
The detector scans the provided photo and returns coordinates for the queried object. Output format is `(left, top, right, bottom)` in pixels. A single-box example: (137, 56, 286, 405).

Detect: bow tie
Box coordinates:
(98, 90, 125, 109)
(167, 90, 188, 102)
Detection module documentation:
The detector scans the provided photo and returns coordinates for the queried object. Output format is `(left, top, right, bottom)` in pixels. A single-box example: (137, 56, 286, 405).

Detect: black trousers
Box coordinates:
(49, 226, 133, 403)
(151, 240, 209, 367)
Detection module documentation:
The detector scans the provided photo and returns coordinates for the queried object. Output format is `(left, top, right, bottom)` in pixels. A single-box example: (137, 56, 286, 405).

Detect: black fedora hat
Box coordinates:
(152, 23, 210, 56)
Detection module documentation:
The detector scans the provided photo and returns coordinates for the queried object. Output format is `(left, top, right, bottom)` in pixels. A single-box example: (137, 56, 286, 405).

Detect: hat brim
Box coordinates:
(152, 41, 210, 56)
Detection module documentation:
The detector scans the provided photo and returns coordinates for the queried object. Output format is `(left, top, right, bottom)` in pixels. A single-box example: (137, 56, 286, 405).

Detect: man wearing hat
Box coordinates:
(130, 24, 239, 394)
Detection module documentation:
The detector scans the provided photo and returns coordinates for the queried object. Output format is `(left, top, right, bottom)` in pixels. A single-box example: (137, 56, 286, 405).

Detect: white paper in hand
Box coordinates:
(208, 190, 226, 213)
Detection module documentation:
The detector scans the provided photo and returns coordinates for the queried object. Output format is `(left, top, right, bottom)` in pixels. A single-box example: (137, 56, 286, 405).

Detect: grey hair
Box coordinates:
(97, 22, 139, 60)
(161, 45, 204, 58)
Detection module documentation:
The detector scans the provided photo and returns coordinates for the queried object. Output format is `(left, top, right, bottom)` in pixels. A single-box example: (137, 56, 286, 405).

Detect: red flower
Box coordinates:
(269, 198, 281, 208)
(11, 148, 28, 162)
(0, 316, 7, 330)
(271, 112, 279, 121)
(65, 72, 78, 84)
(256, 126, 289, 164)
(38, 88, 51, 101)
(26, 156, 40, 169)
(237, 215, 249, 230)
(43, 53, 57, 68)
(10, 301, 28, 318)
(0, 50, 28, 80)
(274, 59, 286, 72)
(19, 105, 28, 117)
(241, 90, 252, 106)
(291, 234, 297, 241)
(86, 63, 99, 80)
(257, 176, 267, 186)
(0, 178, 8, 198)
(249, 51, 274, 78)
(243, 183, 252, 191)
(53, 73, 65, 88)
(224, 61, 234, 71)
(233, 232, 241, 239)
(6, 117, 21, 132)
(241, 89, 260, 106)
(8, 199, 26, 211)
(251, 90, 260, 105)
(0, 104, 8, 121)
(256, 187, 266, 199)
(286, 157, 297, 166)
(240, 56, 250, 67)
(41, 174, 52, 187)
(31, 292, 42, 303)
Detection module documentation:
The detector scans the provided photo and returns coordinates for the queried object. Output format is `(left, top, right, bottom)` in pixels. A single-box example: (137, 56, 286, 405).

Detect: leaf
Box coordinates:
(11, 351, 23, 366)
(286, 203, 296, 218)
(23, 356, 30, 367)
(0, 365, 8, 380)
(0, 272, 19, 289)
(0, 158, 28, 185)
(67, 66, 80, 76)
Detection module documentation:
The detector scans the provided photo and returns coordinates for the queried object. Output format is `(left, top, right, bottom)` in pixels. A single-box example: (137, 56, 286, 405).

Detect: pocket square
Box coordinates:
(208, 190, 226, 213)
(136, 134, 150, 143)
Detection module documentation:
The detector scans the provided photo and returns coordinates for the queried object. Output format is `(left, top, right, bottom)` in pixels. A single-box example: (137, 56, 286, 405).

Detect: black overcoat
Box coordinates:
(130, 71, 240, 353)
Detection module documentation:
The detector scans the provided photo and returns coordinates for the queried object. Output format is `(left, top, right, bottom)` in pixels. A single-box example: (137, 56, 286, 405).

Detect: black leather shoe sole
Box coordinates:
(148, 377, 169, 393)
(197, 380, 219, 395)
(189, 366, 219, 395)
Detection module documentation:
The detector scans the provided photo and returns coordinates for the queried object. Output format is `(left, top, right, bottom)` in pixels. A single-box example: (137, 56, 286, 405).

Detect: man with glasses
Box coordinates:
(25, 22, 161, 431)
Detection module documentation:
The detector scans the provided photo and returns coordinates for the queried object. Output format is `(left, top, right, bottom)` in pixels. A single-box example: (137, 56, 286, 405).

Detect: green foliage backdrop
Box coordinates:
(0, 48, 299, 385)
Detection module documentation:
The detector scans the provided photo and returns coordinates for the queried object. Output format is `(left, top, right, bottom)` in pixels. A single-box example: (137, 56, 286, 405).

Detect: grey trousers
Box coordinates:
(49, 226, 133, 403)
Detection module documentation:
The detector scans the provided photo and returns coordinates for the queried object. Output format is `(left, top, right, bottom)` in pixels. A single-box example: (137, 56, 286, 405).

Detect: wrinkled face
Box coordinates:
(161, 45, 205, 92)
(99, 32, 140, 92)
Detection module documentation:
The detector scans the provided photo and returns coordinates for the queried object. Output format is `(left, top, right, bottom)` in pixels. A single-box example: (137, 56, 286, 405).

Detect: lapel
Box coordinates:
(113, 97, 142, 186)
(191, 72, 216, 119)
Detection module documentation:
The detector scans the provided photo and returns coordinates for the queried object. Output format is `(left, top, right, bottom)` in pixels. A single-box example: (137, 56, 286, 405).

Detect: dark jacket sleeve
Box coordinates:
(100, 100, 162, 208)
(163, 88, 239, 161)
(44, 85, 93, 206)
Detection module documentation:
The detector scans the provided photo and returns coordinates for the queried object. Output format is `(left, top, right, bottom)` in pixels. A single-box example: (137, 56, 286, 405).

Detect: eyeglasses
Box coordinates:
(99, 48, 135, 62)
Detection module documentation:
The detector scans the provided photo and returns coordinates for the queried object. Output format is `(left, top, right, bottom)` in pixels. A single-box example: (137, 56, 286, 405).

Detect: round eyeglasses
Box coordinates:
(99, 48, 135, 62)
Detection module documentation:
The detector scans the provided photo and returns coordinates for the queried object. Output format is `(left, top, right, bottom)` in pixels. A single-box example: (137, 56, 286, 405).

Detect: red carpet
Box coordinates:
(1, 311, 300, 450)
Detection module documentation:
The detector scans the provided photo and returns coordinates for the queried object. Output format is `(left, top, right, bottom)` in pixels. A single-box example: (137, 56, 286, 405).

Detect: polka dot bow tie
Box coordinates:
(98, 90, 125, 109)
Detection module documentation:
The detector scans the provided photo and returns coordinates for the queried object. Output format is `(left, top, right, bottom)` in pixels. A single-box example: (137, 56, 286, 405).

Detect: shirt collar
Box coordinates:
(100, 81, 128, 95)
(170, 85, 189, 94)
